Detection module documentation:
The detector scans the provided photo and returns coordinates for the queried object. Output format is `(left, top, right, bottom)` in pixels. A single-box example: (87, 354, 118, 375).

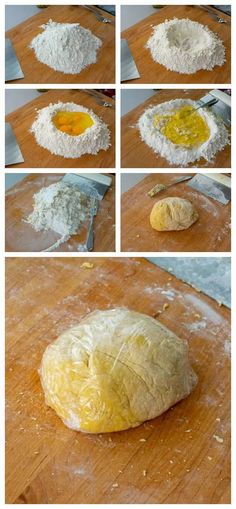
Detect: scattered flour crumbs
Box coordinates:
(138, 98, 229, 166)
(25, 182, 91, 252)
(30, 19, 102, 74)
(30, 101, 111, 159)
(146, 18, 225, 74)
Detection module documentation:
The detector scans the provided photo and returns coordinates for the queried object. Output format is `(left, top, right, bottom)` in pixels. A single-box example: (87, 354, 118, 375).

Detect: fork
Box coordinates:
(83, 5, 114, 24)
(199, 5, 229, 24)
(84, 89, 113, 108)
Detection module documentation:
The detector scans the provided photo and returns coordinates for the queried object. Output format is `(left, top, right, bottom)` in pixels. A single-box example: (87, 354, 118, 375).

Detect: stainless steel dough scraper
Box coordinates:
(197, 89, 231, 126)
(5, 122, 24, 166)
(187, 173, 231, 205)
(62, 173, 112, 200)
(121, 39, 140, 82)
(5, 38, 24, 82)
(62, 173, 112, 251)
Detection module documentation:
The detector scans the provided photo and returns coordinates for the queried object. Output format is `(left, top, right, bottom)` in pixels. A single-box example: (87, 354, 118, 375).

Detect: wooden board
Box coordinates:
(6, 257, 230, 504)
(5, 89, 115, 169)
(121, 173, 231, 252)
(5, 173, 115, 252)
(121, 89, 231, 169)
(6, 5, 115, 84)
(121, 5, 231, 84)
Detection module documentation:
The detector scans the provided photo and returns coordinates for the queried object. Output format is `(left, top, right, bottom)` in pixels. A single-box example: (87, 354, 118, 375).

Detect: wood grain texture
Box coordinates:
(5, 89, 115, 169)
(6, 257, 230, 504)
(6, 5, 115, 84)
(121, 89, 231, 169)
(121, 173, 231, 252)
(5, 173, 115, 252)
(121, 5, 230, 84)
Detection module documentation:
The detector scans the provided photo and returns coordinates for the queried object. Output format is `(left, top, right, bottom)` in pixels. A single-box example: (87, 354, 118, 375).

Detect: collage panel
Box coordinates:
(5, 88, 115, 169)
(121, 88, 231, 169)
(121, 172, 231, 252)
(121, 4, 231, 84)
(5, 4, 116, 84)
(5, 256, 230, 503)
(3, 0, 232, 506)
(5, 172, 115, 252)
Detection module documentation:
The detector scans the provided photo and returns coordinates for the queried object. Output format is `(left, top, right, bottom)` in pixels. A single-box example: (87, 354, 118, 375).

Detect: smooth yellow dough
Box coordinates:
(153, 105, 210, 148)
(150, 197, 199, 232)
(40, 308, 197, 433)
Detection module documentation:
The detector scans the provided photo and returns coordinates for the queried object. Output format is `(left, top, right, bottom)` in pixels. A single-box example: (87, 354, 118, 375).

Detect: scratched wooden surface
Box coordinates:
(121, 5, 230, 84)
(5, 173, 115, 252)
(121, 173, 231, 252)
(6, 5, 115, 84)
(121, 89, 231, 169)
(6, 257, 230, 504)
(5, 89, 115, 169)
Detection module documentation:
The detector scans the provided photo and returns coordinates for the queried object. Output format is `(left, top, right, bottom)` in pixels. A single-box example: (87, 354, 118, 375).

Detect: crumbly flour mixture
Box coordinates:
(146, 18, 225, 74)
(25, 182, 90, 251)
(30, 101, 111, 159)
(29, 19, 102, 74)
(138, 99, 229, 166)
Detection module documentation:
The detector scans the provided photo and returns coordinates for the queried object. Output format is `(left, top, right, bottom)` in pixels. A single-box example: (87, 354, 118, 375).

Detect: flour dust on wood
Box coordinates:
(146, 18, 225, 75)
(30, 19, 102, 75)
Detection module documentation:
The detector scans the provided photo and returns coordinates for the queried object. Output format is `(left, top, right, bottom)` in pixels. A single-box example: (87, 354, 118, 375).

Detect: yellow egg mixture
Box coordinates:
(153, 104, 210, 148)
(52, 110, 94, 136)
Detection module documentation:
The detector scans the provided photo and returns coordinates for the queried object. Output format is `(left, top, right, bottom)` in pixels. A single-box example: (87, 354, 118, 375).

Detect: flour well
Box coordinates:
(30, 101, 111, 159)
(25, 182, 91, 251)
(29, 19, 102, 74)
(146, 18, 225, 74)
(138, 98, 229, 166)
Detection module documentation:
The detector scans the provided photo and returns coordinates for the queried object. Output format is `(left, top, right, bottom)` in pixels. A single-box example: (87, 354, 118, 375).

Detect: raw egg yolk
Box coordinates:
(153, 105, 210, 148)
(53, 111, 94, 136)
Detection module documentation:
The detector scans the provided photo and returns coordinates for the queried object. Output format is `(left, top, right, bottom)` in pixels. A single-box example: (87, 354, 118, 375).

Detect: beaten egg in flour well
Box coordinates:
(53, 111, 94, 136)
(153, 105, 210, 148)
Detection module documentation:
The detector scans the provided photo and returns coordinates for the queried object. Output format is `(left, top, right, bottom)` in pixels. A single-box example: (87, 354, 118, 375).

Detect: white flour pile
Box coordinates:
(29, 19, 102, 74)
(30, 101, 111, 159)
(25, 182, 90, 252)
(146, 18, 225, 74)
(138, 99, 229, 166)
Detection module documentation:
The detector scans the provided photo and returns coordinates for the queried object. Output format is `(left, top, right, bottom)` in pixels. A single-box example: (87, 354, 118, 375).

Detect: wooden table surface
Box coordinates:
(6, 5, 115, 84)
(5, 89, 115, 169)
(5, 173, 115, 252)
(121, 5, 231, 84)
(121, 89, 231, 169)
(6, 257, 230, 504)
(121, 173, 231, 252)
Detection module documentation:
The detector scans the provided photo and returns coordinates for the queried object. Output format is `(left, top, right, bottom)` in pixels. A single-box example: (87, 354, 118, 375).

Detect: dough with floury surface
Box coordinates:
(150, 196, 199, 232)
(40, 308, 197, 433)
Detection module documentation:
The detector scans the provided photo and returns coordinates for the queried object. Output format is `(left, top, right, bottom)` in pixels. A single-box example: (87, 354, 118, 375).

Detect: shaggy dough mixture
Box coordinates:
(150, 197, 199, 231)
(40, 308, 197, 433)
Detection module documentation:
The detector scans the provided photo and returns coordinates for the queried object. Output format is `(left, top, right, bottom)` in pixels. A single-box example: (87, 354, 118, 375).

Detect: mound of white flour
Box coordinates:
(25, 182, 90, 252)
(146, 18, 225, 74)
(29, 19, 102, 74)
(30, 101, 111, 159)
(138, 99, 229, 166)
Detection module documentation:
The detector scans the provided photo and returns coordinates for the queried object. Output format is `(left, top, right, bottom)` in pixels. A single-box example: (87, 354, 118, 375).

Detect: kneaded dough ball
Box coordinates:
(40, 308, 197, 433)
(150, 196, 199, 231)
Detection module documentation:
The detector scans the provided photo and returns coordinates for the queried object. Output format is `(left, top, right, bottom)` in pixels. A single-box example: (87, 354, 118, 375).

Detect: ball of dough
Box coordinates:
(150, 196, 199, 231)
(40, 308, 197, 433)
